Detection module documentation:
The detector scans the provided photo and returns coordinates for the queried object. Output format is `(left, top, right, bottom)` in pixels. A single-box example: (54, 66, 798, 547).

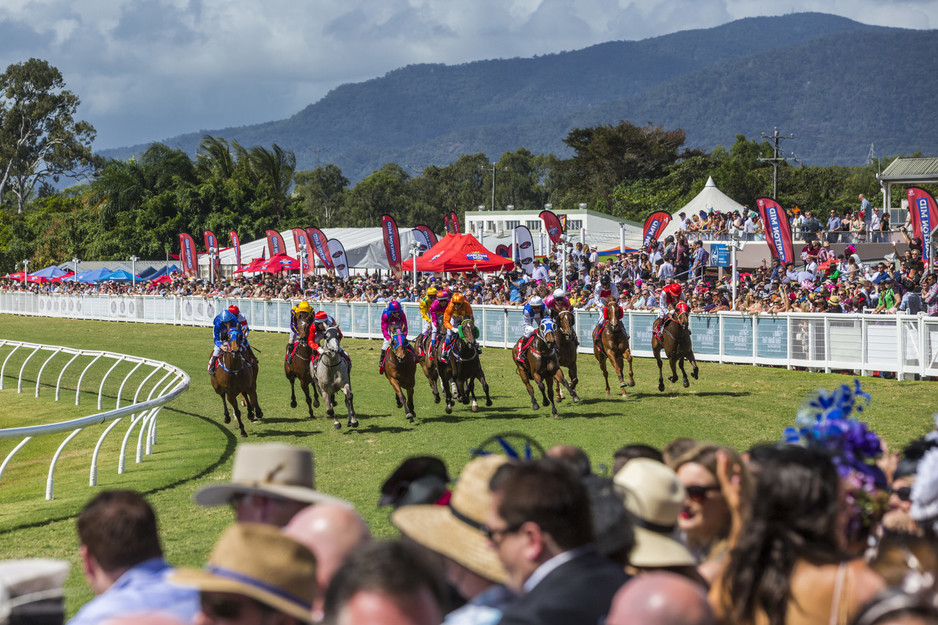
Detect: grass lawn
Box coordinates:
(1, 314, 934, 615)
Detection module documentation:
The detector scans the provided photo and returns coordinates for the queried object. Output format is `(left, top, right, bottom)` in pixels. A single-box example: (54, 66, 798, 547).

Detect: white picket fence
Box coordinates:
(0, 339, 190, 499)
(2, 291, 938, 379)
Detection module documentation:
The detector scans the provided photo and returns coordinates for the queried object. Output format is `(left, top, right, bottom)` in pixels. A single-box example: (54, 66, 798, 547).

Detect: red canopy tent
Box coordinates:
(231, 257, 268, 274)
(150, 274, 173, 284)
(261, 253, 299, 273)
(49, 272, 74, 283)
(401, 233, 512, 273)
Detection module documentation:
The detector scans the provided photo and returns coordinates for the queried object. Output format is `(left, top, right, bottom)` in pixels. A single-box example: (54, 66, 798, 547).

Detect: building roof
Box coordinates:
(877, 157, 938, 183)
(464, 207, 640, 227)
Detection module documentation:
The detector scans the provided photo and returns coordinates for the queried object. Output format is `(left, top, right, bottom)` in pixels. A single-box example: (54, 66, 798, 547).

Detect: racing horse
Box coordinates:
(210, 328, 262, 437)
(593, 299, 635, 397)
(512, 318, 579, 418)
(446, 318, 492, 413)
(384, 328, 418, 424)
(285, 314, 317, 418)
(311, 326, 358, 429)
(415, 330, 442, 404)
(553, 310, 579, 400)
(652, 307, 699, 391)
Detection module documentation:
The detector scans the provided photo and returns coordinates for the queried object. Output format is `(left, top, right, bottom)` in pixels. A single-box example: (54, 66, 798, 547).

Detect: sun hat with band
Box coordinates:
(391, 454, 510, 584)
(194, 443, 350, 507)
(613, 458, 696, 568)
(172, 523, 316, 623)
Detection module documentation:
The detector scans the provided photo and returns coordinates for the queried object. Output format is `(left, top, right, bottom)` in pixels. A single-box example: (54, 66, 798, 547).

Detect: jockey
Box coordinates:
(427, 289, 451, 359)
(654, 282, 689, 340)
(418, 286, 438, 336)
(228, 304, 250, 346)
(545, 287, 577, 345)
(286, 300, 313, 361)
(515, 295, 547, 364)
(379, 300, 408, 374)
(309, 310, 352, 373)
(209, 309, 239, 374)
(593, 273, 622, 338)
(442, 292, 474, 359)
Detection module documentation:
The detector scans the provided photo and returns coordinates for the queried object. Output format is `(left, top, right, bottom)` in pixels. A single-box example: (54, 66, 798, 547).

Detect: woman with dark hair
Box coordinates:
(713, 445, 884, 625)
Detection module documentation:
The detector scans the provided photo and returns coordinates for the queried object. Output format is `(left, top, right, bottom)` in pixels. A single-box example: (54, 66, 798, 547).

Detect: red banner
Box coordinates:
(266, 230, 286, 257)
(203, 230, 221, 279)
(539, 209, 563, 243)
(381, 214, 402, 276)
(907, 187, 938, 263)
(291, 228, 313, 275)
(756, 197, 795, 264)
(448, 211, 461, 235)
(305, 227, 333, 269)
(415, 224, 438, 248)
(229, 230, 242, 268)
(642, 211, 672, 250)
(179, 233, 197, 277)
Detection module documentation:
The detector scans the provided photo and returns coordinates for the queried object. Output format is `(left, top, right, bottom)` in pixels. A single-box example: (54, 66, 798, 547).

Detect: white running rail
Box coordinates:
(0, 340, 190, 500)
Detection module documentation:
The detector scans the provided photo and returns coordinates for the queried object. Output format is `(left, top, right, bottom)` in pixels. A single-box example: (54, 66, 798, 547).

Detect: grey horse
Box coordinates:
(311, 327, 358, 430)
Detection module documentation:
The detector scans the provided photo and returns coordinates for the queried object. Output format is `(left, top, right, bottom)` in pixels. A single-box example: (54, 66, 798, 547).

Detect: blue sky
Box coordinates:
(0, 0, 935, 150)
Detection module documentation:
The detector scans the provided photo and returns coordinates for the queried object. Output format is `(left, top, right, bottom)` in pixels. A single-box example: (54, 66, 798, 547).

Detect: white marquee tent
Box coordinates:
(660, 177, 747, 238)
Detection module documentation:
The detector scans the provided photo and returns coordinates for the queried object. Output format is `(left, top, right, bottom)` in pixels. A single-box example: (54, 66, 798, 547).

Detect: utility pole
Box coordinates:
(758, 128, 796, 199)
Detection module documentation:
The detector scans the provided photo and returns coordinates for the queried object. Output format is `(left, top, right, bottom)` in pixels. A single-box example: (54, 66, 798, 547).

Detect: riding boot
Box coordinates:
(285, 342, 292, 363)
(379, 351, 386, 374)
(208, 355, 217, 375)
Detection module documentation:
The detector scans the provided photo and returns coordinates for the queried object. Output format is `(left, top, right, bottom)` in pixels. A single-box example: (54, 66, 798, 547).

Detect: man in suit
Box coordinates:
(485, 458, 629, 625)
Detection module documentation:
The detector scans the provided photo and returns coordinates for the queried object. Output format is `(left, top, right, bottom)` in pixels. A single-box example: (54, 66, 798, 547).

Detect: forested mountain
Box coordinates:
(99, 13, 934, 182)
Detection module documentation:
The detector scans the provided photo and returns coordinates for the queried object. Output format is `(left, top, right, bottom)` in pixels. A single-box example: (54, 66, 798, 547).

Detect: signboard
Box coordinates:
(710, 244, 730, 268)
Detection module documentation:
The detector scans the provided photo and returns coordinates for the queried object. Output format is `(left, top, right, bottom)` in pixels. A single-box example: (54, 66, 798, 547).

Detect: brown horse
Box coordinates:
(652, 309, 699, 391)
(416, 329, 441, 404)
(384, 328, 418, 424)
(553, 310, 579, 400)
(285, 314, 317, 418)
(512, 318, 579, 417)
(447, 318, 492, 412)
(210, 329, 262, 437)
(592, 299, 635, 397)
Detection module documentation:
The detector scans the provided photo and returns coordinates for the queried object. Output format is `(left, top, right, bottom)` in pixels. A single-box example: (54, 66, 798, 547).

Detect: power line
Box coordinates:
(758, 127, 796, 199)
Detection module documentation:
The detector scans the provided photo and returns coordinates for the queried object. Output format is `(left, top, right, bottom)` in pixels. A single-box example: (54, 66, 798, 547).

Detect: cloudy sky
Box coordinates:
(0, 0, 935, 150)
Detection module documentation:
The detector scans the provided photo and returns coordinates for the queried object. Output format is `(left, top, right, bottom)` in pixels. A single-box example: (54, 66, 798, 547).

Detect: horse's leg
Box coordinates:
(440, 366, 455, 414)
(595, 348, 611, 396)
(688, 347, 699, 380)
(479, 367, 492, 407)
(218, 391, 231, 424)
(423, 362, 441, 404)
(555, 369, 580, 404)
(668, 349, 679, 384)
(301, 378, 314, 419)
(534, 369, 550, 407)
(679, 357, 690, 388)
(625, 347, 635, 387)
(654, 343, 666, 392)
(405, 385, 416, 423)
(545, 375, 559, 418)
(344, 382, 358, 428)
(609, 345, 627, 394)
(287, 369, 298, 408)
(227, 391, 247, 437)
(517, 364, 540, 410)
(248, 379, 263, 421)
(309, 363, 321, 408)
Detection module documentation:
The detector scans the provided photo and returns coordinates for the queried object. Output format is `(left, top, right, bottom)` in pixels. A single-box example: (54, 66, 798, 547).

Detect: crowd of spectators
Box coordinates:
(18, 394, 938, 625)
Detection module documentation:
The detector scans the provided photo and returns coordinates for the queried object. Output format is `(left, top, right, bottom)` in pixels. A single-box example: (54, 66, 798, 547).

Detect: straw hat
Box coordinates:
(391, 455, 509, 584)
(195, 443, 350, 507)
(613, 458, 696, 567)
(172, 523, 315, 622)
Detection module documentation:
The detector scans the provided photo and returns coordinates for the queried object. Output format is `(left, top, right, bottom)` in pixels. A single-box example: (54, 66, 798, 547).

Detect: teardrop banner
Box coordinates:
(305, 227, 333, 269)
(642, 211, 672, 250)
(229, 230, 242, 268)
(178, 233, 197, 277)
(515, 225, 535, 276)
(381, 214, 403, 277)
(906, 187, 938, 264)
(266, 230, 286, 257)
(328, 238, 350, 280)
(539, 209, 563, 244)
(755, 197, 795, 264)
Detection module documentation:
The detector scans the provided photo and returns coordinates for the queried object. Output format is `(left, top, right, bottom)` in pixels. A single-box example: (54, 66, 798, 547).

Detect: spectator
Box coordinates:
(605, 572, 714, 625)
(194, 443, 350, 527)
(69, 490, 198, 625)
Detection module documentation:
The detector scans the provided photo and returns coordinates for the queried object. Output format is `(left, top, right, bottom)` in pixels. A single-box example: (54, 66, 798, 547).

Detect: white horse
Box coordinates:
(311, 327, 358, 430)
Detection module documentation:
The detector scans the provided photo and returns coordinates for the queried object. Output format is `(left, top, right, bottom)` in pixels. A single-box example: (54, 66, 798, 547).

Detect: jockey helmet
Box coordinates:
(296, 301, 312, 314)
(552, 288, 565, 299)
(426, 286, 438, 297)
(529, 296, 543, 308)
(600, 274, 611, 287)
(437, 289, 449, 300)
(314, 311, 328, 322)
(451, 292, 464, 305)
(388, 300, 402, 314)
(220, 310, 237, 323)
(227, 304, 240, 316)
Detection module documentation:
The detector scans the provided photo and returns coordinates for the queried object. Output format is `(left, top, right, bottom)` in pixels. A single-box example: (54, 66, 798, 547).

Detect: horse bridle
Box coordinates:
(556, 312, 576, 341)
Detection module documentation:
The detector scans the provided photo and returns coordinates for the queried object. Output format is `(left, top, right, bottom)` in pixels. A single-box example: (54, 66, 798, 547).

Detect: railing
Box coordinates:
(1, 292, 937, 379)
(0, 339, 190, 499)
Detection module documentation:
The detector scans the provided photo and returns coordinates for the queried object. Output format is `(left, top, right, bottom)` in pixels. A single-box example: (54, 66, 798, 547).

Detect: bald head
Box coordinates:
(283, 503, 372, 600)
(102, 615, 187, 625)
(606, 572, 714, 625)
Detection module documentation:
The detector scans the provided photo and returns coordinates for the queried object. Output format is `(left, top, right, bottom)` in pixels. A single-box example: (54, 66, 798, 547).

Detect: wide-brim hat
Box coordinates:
(613, 459, 696, 568)
(195, 443, 350, 507)
(171, 523, 315, 623)
(391, 455, 509, 584)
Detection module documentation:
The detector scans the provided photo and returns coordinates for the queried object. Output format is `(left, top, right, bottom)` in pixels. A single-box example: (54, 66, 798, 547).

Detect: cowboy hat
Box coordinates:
(613, 458, 696, 567)
(172, 523, 316, 622)
(391, 455, 509, 583)
(194, 443, 350, 507)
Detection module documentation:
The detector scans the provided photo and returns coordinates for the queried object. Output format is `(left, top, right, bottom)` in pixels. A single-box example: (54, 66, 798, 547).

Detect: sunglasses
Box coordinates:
(684, 484, 721, 503)
(482, 522, 523, 544)
(893, 486, 912, 502)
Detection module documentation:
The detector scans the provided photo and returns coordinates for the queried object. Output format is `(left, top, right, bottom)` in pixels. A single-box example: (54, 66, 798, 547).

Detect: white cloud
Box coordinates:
(0, 0, 934, 148)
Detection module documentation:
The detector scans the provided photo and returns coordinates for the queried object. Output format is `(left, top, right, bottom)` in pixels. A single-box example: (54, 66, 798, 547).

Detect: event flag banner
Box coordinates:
(906, 187, 938, 263)
(448, 211, 461, 235)
(515, 225, 535, 276)
(291, 228, 313, 274)
(266, 230, 286, 257)
(411, 227, 433, 255)
(495, 244, 512, 259)
(756, 197, 795, 264)
(305, 227, 333, 269)
(229, 230, 242, 268)
(203, 230, 221, 278)
(381, 214, 403, 276)
(415, 224, 438, 248)
(327, 238, 350, 279)
(539, 209, 564, 244)
(642, 211, 672, 250)
(179, 233, 197, 277)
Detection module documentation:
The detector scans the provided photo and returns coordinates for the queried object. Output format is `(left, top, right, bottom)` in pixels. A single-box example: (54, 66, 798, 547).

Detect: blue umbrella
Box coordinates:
(97, 269, 141, 283)
(30, 265, 69, 279)
(137, 266, 159, 280)
(72, 267, 112, 283)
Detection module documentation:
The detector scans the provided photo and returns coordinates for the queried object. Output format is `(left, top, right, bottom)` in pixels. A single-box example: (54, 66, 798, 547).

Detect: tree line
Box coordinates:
(0, 59, 907, 272)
